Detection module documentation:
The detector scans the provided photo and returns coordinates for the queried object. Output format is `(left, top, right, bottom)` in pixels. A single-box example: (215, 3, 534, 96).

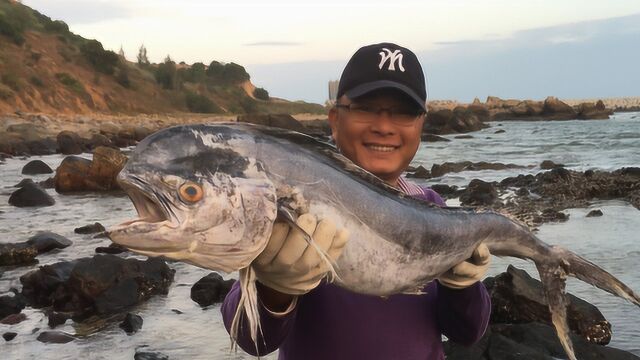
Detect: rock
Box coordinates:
(74, 222, 105, 234)
(171, 309, 183, 314)
(54, 147, 126, 192)
(494, 129, 506, 134)
(134, 351, 170, 360)
(26, 138, 58, 155)
(586, 209, 603, 217)
(421, 133, 450, 142)
(405, 165, 431, 179)
(20, 255, 174, 318)
(454, 134, 474, 139)
(36, 330, 75, 344)
(22, 160, 53, 174)
(8, 180, 55, 207)
(0, 294, 27, 319)
(26, 232, 72, 254)
(3, 332, 17, 341)
(543, 96, 577, 120)
(54, 155, 92, 192)
(430, 184, 460, 198)
(576, 101, 612, 120)
(133, 126, 153, 141)
(485, 266, 611, 344)
(99, 122, 120, 137)
(190, 272, 235, 307)
(430, 161, 526, 178)
(0, 243, 38, 266)
(119, 313, 143, 334)
(39, 177, 55, 189)
(459, 179, 498, 206)
(95, 243, 128, 254)
(87, 133, 113, 149)
(238, 114, 308, 133)
(1, 313, 27, 325)
(57, 131, 84, 155)
(47, 311, 70, 328)
(540, 160, 564, 169)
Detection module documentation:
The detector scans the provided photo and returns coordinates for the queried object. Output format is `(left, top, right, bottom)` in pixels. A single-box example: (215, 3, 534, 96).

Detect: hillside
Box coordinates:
(0, 0, 325, 115)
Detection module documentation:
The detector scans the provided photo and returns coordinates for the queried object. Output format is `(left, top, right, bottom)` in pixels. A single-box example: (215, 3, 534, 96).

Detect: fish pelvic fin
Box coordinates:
(536, 262, 576, 360)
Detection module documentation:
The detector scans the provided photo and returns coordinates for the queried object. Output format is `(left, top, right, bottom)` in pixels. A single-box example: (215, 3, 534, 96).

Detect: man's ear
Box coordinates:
(328, 106, 339, 143)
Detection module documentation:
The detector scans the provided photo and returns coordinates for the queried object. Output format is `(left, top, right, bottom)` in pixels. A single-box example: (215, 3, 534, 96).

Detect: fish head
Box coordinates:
(107, 124, 277, 273)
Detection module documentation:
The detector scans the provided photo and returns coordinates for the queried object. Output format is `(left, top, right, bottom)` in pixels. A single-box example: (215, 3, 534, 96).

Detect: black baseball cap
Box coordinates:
(337, 42, 427, 111)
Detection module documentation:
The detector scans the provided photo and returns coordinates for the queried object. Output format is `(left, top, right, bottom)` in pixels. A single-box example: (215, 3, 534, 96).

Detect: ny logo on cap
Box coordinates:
(378, 48, 405, 72)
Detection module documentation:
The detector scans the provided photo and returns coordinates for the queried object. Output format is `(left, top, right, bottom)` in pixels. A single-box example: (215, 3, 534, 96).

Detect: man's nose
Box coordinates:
(370, 110, 396, 134)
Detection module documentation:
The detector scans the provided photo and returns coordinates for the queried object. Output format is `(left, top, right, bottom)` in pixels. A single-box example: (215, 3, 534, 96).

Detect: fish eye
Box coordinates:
(178, 182, 203, 203)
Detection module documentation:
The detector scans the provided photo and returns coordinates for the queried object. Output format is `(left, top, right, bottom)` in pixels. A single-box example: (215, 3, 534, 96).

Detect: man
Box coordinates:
(222, 42, 491, 359)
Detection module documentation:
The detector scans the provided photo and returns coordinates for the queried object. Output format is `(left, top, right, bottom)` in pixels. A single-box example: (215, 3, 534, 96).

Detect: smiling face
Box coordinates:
(328, 90, 425, 186)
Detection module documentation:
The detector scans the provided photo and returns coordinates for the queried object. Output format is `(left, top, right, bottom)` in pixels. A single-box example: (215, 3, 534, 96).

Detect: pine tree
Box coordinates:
(137, 44, 149, 65)
(118, 46, 125, 59)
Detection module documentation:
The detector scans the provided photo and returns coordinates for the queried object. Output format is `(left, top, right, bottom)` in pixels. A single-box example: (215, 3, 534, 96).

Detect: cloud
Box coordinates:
(23, 0, 131, 24)
(244, 41, 303, 47)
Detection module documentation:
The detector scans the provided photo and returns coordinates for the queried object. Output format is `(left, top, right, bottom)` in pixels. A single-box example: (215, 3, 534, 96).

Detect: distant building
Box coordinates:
(328, 80, 339, 105)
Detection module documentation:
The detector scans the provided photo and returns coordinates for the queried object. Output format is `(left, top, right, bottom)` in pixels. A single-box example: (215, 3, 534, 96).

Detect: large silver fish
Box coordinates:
(108, 123, 640, 359)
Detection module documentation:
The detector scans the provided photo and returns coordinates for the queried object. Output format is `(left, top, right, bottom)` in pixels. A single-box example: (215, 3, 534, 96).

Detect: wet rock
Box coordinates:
(0, 294, 27, 319)
(424, 107, 488, 135)
(431, 161, 526, 178)
(577, 101, 612, 120)
(171, 309, 183, 314)
(238, 113, 308, 133)
(55, 147, 127, 192)
(74, 222, 105, 234)
(454, 134, 474, 139)
(95, 243, 128, 254)
(430, 184, 460, 199)
(421, 133, 450, 142)
(543, 96, 577, 120)
(22, 160, 53, 174)
(134, 351, 169, 360)
(459, 179, 498, 206)
(0, 243, 38, 266)
(120, 313, 143, 334)
(36, 330, 75, 344)
(8, 180, 55, 207)
(27, 231, 72, 254)
(57, 131, 84, 155)
(586, 209, 603, 217)
(494, 129, 506, 134)
(47, 311, 70, 328)
(1, 312, 27, 325)
(87, 133, 113, 149)
(191, 272, 235, 307)
(3, 332, 17, 341)
(26, 137, 58, 155)
(540, 160, 564, 169)
(534, 208, 569, 223)
(485, 266, 611, 344)
(20, 255, 174, 318)
(405, 165, 431, 179)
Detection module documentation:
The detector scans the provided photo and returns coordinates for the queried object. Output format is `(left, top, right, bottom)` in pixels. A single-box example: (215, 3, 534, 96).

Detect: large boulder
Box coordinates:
(485, 265, 611, 345)
(54, 147, 127, 192)
(0, 243, 38, 266)
(54, 156, 93, 192)
(0, 294, 27, 319)
(459, 179, 498, 206)
(190, 272, 235, 307)
(424, 108, 487, 134)
(26, 232, 73, 254)
(543, 96, 577, 120)
(576, 101, 612, 120)
(21, 160, 53, 174)
(56, 131, 85, 155)
(8, 180, 55, 207)
(20, 255, 175, 318)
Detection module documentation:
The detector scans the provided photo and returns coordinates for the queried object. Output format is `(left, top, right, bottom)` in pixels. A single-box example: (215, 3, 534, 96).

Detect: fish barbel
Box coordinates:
(108, 123, 640, 359)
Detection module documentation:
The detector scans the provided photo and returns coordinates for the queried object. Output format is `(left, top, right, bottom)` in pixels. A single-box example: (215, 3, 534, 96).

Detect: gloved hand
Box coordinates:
(438, 243, 490, 290)
(253, 214, 349, 295)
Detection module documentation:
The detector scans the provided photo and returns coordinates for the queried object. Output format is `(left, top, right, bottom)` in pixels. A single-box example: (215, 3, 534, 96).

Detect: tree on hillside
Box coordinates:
(118, 46, 125, 59)
(155, 55, 177, 90)
(137, 44, 149, 65)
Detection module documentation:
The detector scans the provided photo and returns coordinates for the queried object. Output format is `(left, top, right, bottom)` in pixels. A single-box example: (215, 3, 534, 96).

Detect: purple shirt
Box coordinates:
(221, 182, 491, 359)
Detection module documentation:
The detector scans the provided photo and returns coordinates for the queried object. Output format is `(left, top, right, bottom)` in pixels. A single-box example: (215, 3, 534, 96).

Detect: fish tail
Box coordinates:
(533, 246, 640, 360)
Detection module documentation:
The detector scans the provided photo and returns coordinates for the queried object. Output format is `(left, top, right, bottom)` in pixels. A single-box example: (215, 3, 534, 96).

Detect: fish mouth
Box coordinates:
(120, 180, 171, 226)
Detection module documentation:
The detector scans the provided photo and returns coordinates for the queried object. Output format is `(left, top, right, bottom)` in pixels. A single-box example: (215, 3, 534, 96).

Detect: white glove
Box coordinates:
(253, 214, 349, 295)
(438, 243, 490, 289)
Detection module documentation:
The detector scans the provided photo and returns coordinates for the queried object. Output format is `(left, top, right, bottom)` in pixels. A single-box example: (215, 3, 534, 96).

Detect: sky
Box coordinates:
(23, 0, 640, 103)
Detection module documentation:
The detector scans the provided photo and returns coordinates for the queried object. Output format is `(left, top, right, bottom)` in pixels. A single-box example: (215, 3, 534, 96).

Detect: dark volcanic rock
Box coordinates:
(135, 351, 170, 360)
(1, 312, 27, 325)
(0, 294, 27, 319)
(459, 179, 498, 206)
(47, 311, 70, 328)
(431, 161, 526, 178)
(21, 160, 53, 174)
(119, 313, 143, 334)
(20, 255, 174, 318)
(8, 181, 55, 207)
(454, 134, 474, 139)
(540, 160, 564, 169)
(586, 209, 603, 217)
(36, 330, 75, 344)
(485, 266, 611, 344)
(405, 165, 431, 179)
(0, 243, 38, 266)
(494, 129, 506, 134)
(3, 332, 18, 341)
(74, 222, 105, 234)
(27, 231, 72, 254)
(190, 272, 235, 307)
(57, 131, 84, 155)
(430, 184, 461, 198)
(95, 243, 128, 254)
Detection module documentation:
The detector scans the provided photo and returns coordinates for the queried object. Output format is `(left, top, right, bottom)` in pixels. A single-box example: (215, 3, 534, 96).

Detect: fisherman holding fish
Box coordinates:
(222, 43, 492, 359)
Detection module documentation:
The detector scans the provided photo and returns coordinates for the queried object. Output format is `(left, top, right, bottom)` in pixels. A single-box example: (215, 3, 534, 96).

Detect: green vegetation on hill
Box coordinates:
(0, 0, 326, 115)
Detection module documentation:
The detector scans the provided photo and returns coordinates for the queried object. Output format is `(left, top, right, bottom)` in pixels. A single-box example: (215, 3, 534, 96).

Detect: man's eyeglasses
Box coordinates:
(335, 103, 425, 126)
